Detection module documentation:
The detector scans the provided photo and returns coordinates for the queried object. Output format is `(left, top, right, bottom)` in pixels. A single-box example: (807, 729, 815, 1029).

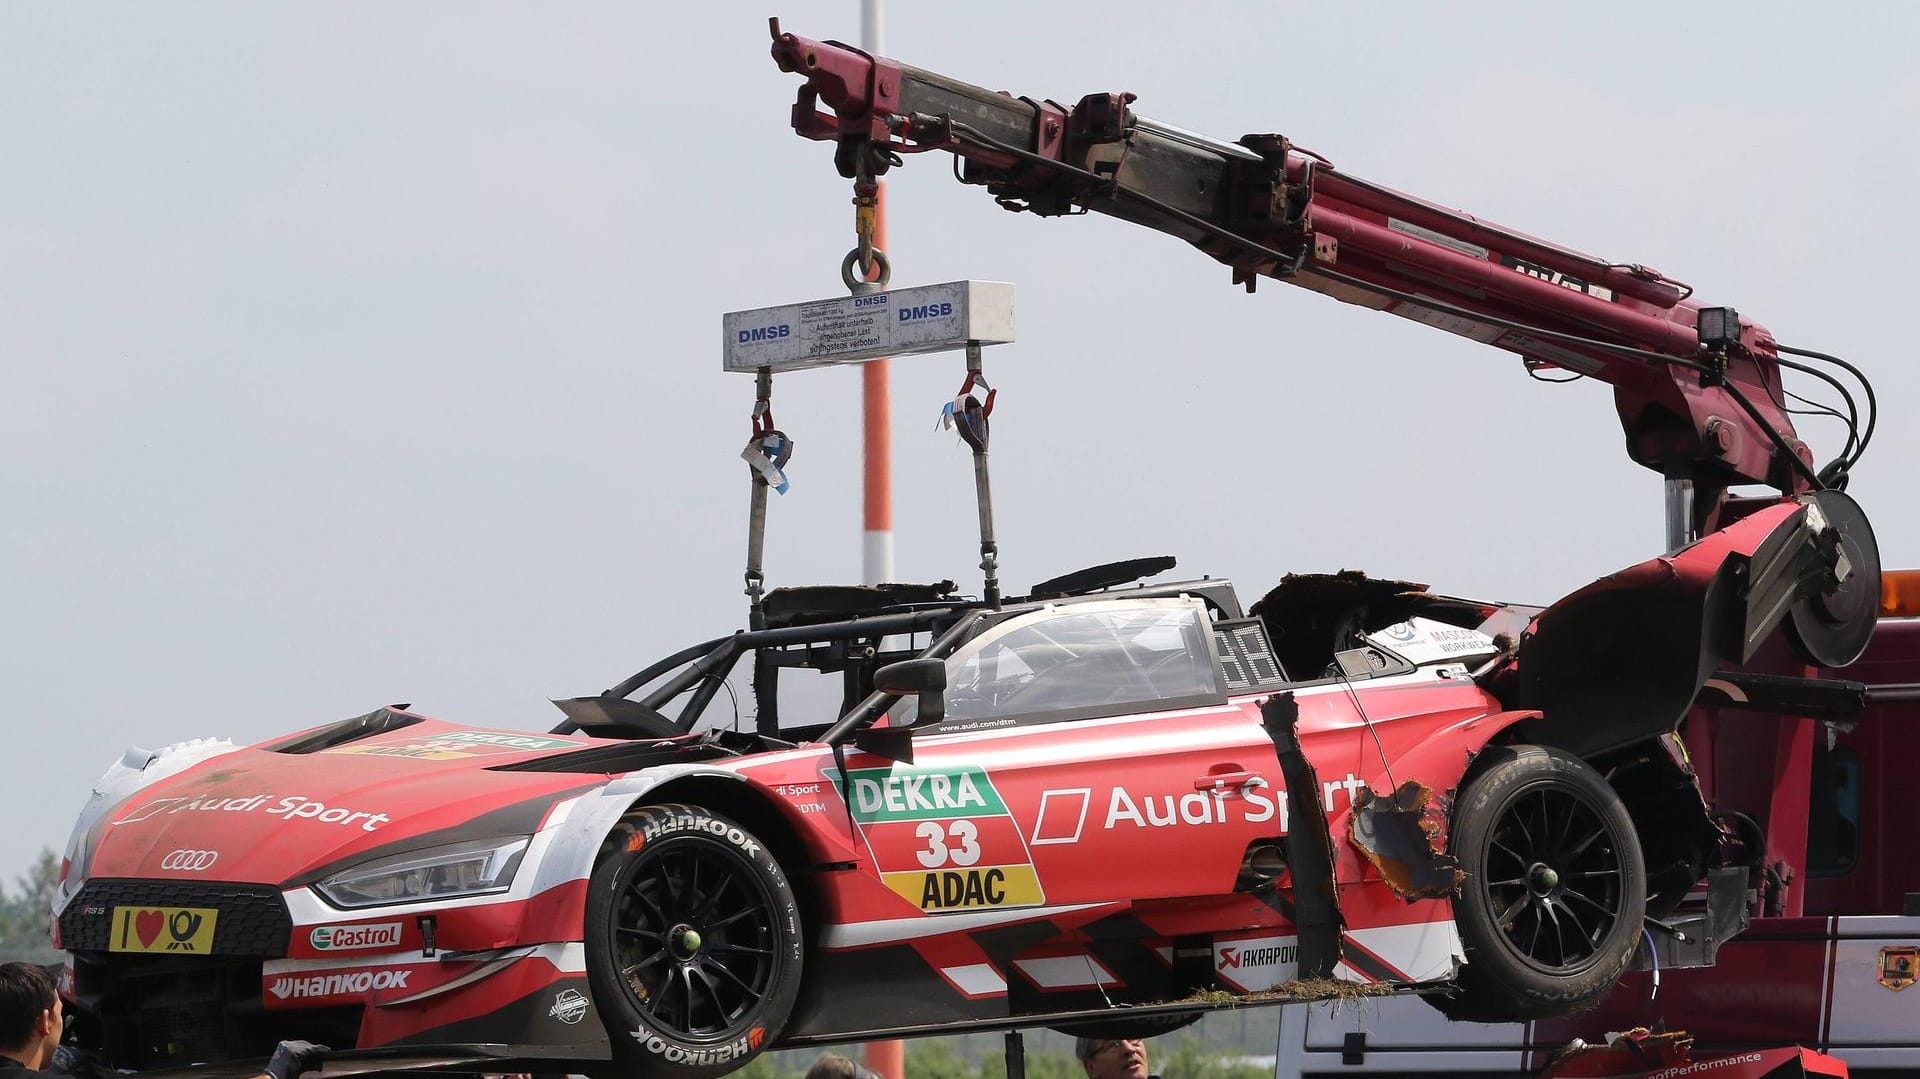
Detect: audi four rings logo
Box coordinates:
(161, 849, 218, 871)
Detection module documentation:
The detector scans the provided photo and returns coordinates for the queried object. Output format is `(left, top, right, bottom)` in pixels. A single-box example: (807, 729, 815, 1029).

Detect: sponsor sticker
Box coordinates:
(629, 1022, 764, 1065)
(843, 764, 1045, 913)
(847, 764, 1007, 823)
(549, 988, 589, 1025)
(110, 906, 219, 955)
(310, 922, 403, 952)
(1213, 934, 1301, 992)
(112, 793, 390, 832)
(267, 968, 412, 1001)
(326, 745, 470, 760)
(324, 729, 582, 760)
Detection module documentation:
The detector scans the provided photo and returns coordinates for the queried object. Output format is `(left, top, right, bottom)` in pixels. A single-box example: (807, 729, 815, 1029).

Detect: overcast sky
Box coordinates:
(3, 3, 1917, 878)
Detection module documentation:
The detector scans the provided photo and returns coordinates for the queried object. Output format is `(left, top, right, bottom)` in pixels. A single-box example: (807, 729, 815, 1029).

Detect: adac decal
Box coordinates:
(1880, 945, 1917, 991)
(110, 906, 218, 955)
(843, 764, 1044, 913)
(266, 968, 412, 1002)
(310, 922, 403, 952)
(113, 793, 390, 832)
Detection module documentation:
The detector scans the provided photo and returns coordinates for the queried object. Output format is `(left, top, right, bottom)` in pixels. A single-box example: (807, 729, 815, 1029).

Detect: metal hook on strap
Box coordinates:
(937, 342, 1001, 606)
(841, 246, 893, 292)
(742, 366, 790, 630)
(742, 373, 794, 495)
(939, 369, 995, 453)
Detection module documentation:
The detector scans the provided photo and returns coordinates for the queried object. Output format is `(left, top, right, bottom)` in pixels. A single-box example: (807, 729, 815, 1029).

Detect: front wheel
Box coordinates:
(585, 804, 803, 1079)
(1440, 745, 1647, 1021)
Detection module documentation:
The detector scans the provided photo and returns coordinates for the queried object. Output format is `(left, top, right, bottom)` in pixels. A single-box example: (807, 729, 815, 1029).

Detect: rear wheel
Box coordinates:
(1441, 746, 1646, 1021)
(585, 804, 802, 1079)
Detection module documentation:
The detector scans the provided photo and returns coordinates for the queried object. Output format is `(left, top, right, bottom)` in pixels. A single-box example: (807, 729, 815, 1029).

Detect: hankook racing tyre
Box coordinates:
(1441, 745, 1647, 1022)
(586, 803, 803, 1079)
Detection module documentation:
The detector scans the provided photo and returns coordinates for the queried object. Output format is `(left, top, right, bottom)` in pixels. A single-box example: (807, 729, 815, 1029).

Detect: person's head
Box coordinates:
(0, 962, 61, 1069)
(1075, 1037, 1148, 1079)
(804, 1053, 879, 1079)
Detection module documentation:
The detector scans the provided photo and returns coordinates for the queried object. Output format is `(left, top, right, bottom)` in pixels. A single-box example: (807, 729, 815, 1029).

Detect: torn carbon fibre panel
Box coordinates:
(1347, 781, 1465, 901)
(1257, 693, 1343, 978)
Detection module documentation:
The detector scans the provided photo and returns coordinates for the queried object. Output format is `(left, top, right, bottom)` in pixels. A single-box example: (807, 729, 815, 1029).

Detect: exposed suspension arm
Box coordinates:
(769, 19, 1826, 532)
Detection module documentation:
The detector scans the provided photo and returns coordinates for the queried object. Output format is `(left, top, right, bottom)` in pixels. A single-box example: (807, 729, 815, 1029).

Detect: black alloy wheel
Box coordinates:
(1480, 786, 1626, 971)
(586, 804, 802, 1079)
(1440, 745, 1647, 1022)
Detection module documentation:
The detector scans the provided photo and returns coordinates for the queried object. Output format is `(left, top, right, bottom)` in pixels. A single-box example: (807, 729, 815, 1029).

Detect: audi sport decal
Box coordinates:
(112, 792, 391, 832)
(845, 764, 1045, 913)
(160, 848, 218, 871)
(1104, 784, 1285, 830)
(310, 922, 403, 952)
(1092, 770, 1370, 836)
(267, 967, 413, 1001)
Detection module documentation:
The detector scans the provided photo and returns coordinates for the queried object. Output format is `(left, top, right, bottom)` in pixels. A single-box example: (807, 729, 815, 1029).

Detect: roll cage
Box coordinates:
(550, 575, 1247, 743)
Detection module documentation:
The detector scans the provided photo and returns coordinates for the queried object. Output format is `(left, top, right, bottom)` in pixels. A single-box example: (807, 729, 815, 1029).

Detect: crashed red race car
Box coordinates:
(51, 491, 1871, 1078)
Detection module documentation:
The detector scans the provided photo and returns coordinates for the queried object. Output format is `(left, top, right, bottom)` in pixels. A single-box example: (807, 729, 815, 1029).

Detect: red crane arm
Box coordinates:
(768, 20, 1821, 529)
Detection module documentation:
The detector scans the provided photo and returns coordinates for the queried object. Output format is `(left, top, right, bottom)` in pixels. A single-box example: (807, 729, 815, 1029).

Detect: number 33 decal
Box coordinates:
(915, 820, 980, 868)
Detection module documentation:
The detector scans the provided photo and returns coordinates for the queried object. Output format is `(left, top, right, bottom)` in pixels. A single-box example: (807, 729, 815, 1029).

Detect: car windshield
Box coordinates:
(899, 599, 1218, 727)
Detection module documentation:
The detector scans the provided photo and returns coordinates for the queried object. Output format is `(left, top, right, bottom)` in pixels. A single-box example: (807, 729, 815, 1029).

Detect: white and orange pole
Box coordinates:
(859, 0, 894, 589)
(859, 0, 901, 1071)
(861, 189, 893, 586)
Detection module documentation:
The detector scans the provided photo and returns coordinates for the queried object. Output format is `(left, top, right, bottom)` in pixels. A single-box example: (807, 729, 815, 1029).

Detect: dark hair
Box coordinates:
(804, 1053, 879, 1079)
(0, 962, 56, 1050)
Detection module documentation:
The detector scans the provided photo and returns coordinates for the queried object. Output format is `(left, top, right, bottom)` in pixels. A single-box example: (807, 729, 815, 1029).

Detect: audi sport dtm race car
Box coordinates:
(50, 490, 1872, 1079)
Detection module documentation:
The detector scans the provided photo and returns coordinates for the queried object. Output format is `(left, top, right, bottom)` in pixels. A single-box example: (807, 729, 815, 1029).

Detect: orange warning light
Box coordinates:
(1880, 570, 1920, 617)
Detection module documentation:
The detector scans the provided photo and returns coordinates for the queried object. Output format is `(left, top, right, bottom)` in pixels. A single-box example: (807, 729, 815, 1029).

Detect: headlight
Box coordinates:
(315, 836, 530, 909)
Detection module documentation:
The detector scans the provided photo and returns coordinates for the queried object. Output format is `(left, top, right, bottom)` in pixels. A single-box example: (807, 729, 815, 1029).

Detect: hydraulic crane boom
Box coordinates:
(767, 20, 1863, 540)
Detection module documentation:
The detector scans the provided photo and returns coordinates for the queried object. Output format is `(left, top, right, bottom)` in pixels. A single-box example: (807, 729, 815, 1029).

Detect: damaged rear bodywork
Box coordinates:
(1256, 491, 1875, 1004)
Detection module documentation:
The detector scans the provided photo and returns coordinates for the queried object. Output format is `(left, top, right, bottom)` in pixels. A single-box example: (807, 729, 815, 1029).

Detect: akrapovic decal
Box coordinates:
(1214, 933, 1301, 992)
(844, 764, 1045, 913)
